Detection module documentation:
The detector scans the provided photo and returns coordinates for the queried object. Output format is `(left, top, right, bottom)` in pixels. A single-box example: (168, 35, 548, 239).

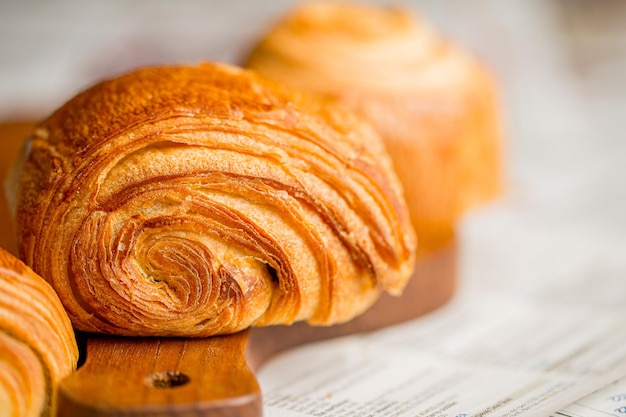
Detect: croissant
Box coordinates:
(246, 1, 502, 254)
(0, 248, 78, 417)
(8, 63, 416, 337)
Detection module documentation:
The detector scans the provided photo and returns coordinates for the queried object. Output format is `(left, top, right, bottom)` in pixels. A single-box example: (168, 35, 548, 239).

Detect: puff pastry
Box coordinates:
(0, 248, 78, 417)
(246, 1, 502, 254)
(8, 63, 416, 337)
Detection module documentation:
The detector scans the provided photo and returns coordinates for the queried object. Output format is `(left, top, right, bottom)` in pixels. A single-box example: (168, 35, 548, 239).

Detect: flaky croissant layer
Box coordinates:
(0, 248, 78, 417)
(8, 63, 416, 337)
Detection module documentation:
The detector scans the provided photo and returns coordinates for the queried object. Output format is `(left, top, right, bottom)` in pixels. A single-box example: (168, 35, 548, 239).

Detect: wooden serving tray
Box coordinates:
(0, 121, 456, 417)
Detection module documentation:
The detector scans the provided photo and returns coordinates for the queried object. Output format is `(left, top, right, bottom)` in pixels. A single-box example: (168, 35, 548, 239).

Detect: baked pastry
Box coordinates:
(7, 63, 416, 337)
(246, 0, 502, 254)
(0, 247, 78, 417)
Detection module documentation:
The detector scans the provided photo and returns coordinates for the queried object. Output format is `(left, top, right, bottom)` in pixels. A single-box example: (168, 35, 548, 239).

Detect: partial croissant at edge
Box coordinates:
(246, 0, 503, 254)
(7, 63, 416, 337)
(0, 247, 78, 417)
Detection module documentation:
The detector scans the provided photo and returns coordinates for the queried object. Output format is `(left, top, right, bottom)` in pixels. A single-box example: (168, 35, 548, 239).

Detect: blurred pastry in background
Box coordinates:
(246, 0, 503, 255)
(0, 247, 78, 417)
(0, 122, 33, 255)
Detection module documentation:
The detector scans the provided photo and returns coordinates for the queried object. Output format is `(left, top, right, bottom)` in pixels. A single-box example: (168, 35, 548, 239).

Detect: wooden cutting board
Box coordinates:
(0, 121, 456, 417)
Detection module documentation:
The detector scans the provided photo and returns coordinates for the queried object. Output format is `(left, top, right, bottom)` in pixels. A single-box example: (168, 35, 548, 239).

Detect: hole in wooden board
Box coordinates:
(145, 370, 190, 388)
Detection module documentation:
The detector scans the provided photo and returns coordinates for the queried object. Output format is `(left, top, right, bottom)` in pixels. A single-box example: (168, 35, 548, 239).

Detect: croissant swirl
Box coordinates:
(8, 63, 416, 337)
(0, 248, 78, 417)
(246, 1, 502, 254)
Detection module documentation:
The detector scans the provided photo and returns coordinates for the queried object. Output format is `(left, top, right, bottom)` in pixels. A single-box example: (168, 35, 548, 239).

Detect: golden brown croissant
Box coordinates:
(8, 63, 416, 337)
(246, 1, 502, 254)
(0, 248, 78, 417)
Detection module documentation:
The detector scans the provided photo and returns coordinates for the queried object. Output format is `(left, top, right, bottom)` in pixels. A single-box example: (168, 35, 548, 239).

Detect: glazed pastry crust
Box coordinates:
(246, 1, 502, 254)
(0, 248, 78, 417)
(9, 63, 416, 337)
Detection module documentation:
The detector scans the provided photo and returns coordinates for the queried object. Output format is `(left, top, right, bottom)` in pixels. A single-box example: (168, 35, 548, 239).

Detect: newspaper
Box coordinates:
(257, 201, 626, 417)
(555, 377, 626, 417)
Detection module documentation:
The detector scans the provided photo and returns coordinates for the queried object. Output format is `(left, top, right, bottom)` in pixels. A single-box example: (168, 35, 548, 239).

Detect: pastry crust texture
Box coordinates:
(0, 248, 78, 417)
(9, 63, 416, 337)
(246, 1, 502, 254)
